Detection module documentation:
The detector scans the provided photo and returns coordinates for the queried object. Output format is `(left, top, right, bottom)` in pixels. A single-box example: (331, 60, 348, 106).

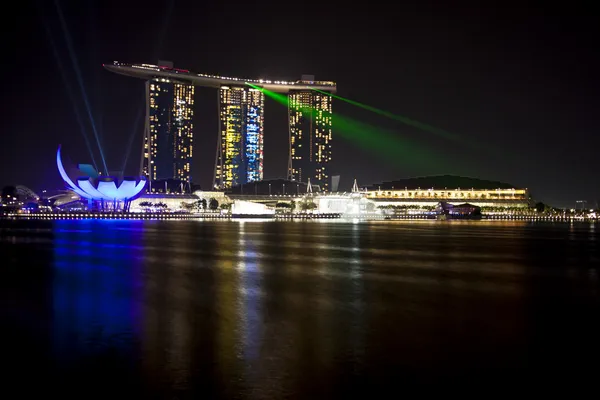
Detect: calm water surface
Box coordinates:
(1, 220, 599, 397)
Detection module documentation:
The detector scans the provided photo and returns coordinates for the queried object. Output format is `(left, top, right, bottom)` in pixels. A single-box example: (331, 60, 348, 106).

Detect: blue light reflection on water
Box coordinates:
(51, 220, 144, 370)
(3, 219, 599, 396)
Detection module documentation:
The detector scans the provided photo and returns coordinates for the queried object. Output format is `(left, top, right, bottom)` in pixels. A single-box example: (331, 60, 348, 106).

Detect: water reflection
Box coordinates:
(236, 222, 263, 373)
(1, 219, 599, 396)
(51, 220, 144, 389)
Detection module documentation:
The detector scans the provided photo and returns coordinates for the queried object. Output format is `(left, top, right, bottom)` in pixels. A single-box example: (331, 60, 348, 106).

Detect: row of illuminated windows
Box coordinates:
(367, 190, 528, 199)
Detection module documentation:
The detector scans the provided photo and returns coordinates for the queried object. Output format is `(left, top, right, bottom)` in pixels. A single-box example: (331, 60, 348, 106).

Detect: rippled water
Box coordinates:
(1, 220, 599, 397)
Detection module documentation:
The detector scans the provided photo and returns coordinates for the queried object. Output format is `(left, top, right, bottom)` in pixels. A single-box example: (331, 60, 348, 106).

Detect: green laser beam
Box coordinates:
(311, 88, 508, 165)
(312, 88, 460, 143)
(247, 82, 454, 173)
(247, 82, 289, 105)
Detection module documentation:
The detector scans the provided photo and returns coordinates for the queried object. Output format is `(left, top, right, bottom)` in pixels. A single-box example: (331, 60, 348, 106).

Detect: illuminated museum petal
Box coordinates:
(78, 178, 112, 200)
(56, 146, 91, 199)
(116, 179, 137, 198)
(97, 179, 121, 199)
(132, 179, 147, 197)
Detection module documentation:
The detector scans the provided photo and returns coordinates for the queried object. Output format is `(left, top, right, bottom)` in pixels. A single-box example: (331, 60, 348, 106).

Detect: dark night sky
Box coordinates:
(2, 1, 599, 207)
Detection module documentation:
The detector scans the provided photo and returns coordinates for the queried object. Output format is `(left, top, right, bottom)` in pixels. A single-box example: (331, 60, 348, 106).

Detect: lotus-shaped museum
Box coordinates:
(57, 146, 146, 208)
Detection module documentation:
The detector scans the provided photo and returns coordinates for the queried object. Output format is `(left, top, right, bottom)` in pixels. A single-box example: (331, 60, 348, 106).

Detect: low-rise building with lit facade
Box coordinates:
(365, 175, 530, 208)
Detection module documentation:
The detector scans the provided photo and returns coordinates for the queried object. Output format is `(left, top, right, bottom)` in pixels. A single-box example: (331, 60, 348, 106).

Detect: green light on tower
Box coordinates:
(312, 88, 461, 143)
(246, 82, 451, 173)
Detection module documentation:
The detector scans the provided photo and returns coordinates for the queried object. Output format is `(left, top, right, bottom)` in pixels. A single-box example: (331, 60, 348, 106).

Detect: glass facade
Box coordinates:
(214, 86, 264, 189)
(142, 79, 194, 182)
(288, 90, 332, 190)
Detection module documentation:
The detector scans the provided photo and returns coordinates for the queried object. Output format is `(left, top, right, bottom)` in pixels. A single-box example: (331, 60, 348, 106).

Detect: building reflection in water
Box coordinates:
(234, 221, 370, 397)
(138, 221, 220, 395)
(236, 222, 263, 364)
(206, 221, 243, 397)
(51, 220, 144, 386)
(10, 219, 598, 396)
(154, 221, 193, 390)
(348, 222, 366, 374)
(234, 222, 265, 397)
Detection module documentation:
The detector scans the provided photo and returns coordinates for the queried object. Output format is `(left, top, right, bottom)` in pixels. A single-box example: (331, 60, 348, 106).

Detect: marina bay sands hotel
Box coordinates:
(104, 61, 337, 191)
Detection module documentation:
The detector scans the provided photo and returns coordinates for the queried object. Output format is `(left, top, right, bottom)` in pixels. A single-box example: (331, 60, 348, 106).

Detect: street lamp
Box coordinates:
(269, 183, 271, 196)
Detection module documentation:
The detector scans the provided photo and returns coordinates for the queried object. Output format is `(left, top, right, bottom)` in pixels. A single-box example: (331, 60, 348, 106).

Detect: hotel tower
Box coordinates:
(142, 62, 194, 182)
(104, 62, 335, 190)
(214, 86, 265, 189)
(288, 75, 333, 191)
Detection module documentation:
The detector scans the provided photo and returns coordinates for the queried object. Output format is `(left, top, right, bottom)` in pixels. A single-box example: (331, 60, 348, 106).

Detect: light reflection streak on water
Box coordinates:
(4, 219, 600, 396)
(236, 223, 263, 380)
(348, 223, 365, 371)
(214, 224, 243, 394)
(174, 231, 534, 261)
(163, 223, 192, 390)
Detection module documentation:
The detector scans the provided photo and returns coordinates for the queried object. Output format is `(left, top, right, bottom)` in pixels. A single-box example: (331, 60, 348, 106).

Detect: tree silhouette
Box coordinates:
(300, 201, 317, 211)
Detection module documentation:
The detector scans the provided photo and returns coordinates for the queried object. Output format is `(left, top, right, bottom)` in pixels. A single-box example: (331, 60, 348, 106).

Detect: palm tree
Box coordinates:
(138, 201, 153, 212)
(186, 200, 204, 212)
(300, 201, 317, 212)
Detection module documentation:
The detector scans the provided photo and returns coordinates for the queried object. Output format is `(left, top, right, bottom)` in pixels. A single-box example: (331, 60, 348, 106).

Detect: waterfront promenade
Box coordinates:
(1, 212, 597, 222)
